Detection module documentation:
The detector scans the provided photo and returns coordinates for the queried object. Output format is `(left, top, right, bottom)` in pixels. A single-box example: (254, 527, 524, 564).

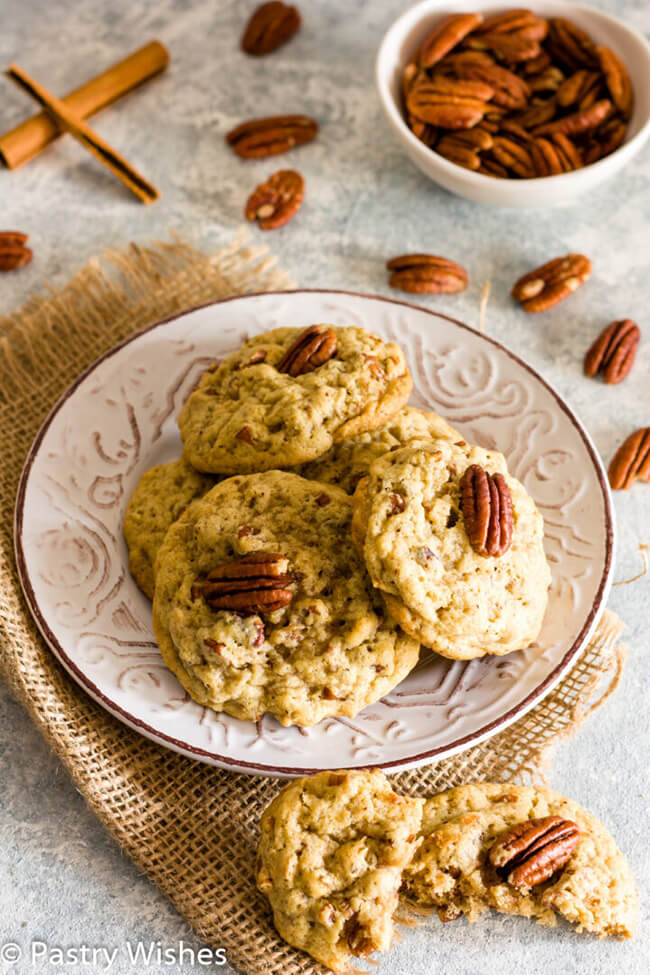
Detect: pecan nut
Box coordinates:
(472, 10, 548, 41)
(416, 13, 483, 69)
(241, 2, 300, 56)
(511, 254, 592, 313)
(533, 98, 612, 138)
(596, 45, 633, 117)
(608, 428, 650, 491)
(195, 552, 293, 615)
(0, 231, 32, 271)
(386, 254, 468, 294)
(406, 76, 493, 129)
(443, 53, 530, 110)
(226, 115, 318, 158)
(488, 816, 581, 888)
(546, 18, 597, 70)
(277, 325, 338, 376)
(459, 464, 513, 557)
(467, 31, 542, 66)
(584, 319, 640, 385)
(245, 169, 304, 230)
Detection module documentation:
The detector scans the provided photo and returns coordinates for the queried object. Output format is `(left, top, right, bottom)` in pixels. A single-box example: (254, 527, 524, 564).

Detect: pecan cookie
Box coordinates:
(178, 325, 412, 474)
(402, 782, 637, 939)
(257, 769, 423, 972)
(351, 439, 550, 659)
(299, 406, 460, 495)
(123, 458, 216, 599)
(152, 472, 420, 726)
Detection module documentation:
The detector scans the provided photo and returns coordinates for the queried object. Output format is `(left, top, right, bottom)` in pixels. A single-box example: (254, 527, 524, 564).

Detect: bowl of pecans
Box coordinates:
(376, 0, 650, 206)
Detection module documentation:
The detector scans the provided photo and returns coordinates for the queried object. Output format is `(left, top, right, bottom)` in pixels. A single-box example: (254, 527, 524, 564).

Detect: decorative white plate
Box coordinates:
(15, 291, 613, 777)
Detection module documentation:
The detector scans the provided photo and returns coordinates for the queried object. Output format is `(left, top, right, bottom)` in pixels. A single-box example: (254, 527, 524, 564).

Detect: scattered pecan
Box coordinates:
(584, 319, 640, 385)
(196, 552, 294, 615)
(386, 253, 468, 294)
(511, 254, 592, 313)
(277, 325, 338, 376)
(608, 428, 650, 490)
(236, 425, 253, 443)
(241, 2, 300, 56)
(388, 493, 407, 515)
(226, 114, 318, 158)
(489, 816, 580, 888)
(460, 464, 513, 557)
(0, 231, 32, 271)
(416, 13, 483, 69)
(245, 169, 304, 230)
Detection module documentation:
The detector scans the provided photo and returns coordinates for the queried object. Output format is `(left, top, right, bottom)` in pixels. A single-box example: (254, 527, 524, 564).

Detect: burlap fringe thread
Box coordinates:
(0, 235, 627, 975)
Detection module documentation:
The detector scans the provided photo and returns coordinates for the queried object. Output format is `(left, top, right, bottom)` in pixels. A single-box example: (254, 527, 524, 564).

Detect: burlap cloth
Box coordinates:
(0, 236, 627, 975)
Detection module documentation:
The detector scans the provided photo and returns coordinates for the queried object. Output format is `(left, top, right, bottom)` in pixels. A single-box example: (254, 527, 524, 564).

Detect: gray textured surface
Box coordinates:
(1, 1, 648, 972)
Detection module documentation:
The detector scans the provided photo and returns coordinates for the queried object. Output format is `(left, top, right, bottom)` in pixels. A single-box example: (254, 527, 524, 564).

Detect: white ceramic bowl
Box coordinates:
(376, 0, 650, 207)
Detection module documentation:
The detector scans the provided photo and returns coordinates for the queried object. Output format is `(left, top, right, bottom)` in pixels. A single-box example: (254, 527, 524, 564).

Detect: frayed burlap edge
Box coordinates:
(0, 235, 626, 975)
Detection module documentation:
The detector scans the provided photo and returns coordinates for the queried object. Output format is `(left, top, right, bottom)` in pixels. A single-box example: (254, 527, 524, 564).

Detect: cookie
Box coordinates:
(257, 769, 423, 972)
(401, 782, 638, 939)
(299, 406, 460, 495)
(178, 325, 412, 473)
(152, 471, 420, 726)
(351, 438, 550, 659)
(123, 458, 216, 599)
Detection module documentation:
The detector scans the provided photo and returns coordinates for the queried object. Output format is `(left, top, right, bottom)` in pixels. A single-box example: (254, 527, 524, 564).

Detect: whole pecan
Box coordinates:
(596, 45, 633, 117)
(608, 428, 650, 491)
(533, 98, 612, 138)
(546, 18, 597, 70)
(241, 2, 300, 56)
(0, 231, 32, 271)
(277, 325, 338, 376)
(245, 169, 304, 230)
(584, 319, 640, 385)
(407, 76, 493, 129)
(195, 552, 293, 615)
(226, 115, 318, 159)
(511, 254, 592, 313)
(459, 464, 513, 557)
(416, 13, 483, 69)
(488, 816, 581, 888)
(386, 254, 468, 294)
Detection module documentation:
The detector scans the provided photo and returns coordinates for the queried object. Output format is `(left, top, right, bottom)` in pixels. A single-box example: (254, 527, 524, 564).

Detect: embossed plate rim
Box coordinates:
(14, 289, 614, 776)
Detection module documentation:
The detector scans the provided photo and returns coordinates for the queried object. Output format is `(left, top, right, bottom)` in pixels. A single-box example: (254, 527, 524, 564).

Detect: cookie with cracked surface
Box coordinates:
(123, 458, 217, 599)
(299, 406, 460, 495)
(178, 325, 412, 473)
(351, 438, 550, 659)
(401, 782, 637, 939)
(257, 769, 424, 973)
(152, 471, 420, 726)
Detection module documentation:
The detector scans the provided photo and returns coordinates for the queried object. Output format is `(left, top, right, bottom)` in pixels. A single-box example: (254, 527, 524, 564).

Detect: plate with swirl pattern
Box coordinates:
(15, 291, 614, 776)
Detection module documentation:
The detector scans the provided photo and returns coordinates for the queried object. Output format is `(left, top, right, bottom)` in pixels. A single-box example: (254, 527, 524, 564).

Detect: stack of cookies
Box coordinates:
(123, 323, 551, 727)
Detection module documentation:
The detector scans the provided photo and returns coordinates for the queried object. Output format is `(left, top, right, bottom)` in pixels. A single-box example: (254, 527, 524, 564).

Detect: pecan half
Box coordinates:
(555, 69, 601, 109)
(467, 31, 542, 65)
(584, 117, 627, 164)
(386, 254, 468, 294)
(277, 325, 338, 376)
(416, 13, 483, 69)
(546, 18, 597, 70)
(596, 45, 633, 117)
(0, 231, 32, 271)
(584, 319, 640, 385)
(511, 254, 592, 313)
(241, 2, 300, 56)
(226, 115, 318, 158)
(459, 464, 513, 557)
(608, 428, 650, 490)
(472, 10, 548, 40)
(195, 552, 293, 615)
(443, 55, 530, 110)
(245, 169, 304, 230)
(407, 76, 493, 129)
(533, 98, 611, 138)
(489, 816, 581, 888)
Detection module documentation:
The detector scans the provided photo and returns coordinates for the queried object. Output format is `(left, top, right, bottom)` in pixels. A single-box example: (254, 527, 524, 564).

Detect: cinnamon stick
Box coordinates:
(0, 41, 168, 169)
(5, 63, 159, 204)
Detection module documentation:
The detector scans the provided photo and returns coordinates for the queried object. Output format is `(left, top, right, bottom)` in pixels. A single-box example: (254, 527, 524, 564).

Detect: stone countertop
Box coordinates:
(1, 1, 648, 973)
